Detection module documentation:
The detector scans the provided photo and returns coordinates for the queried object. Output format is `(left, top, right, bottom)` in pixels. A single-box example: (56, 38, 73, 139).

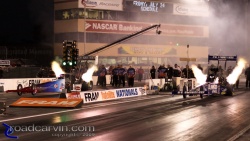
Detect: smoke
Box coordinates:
(208, 0, 246, 56)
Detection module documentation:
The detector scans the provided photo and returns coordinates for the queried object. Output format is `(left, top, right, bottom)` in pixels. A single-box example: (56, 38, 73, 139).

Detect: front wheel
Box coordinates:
(88, 81, 93, 90)
(17, 84, 23, 96)
(200, 94, 203, 99)
(31, 83, 37, 95)
(183, 86, 187, 99)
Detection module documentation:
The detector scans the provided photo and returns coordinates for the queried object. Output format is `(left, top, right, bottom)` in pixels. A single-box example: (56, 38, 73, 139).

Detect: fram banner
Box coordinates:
(74, 87, 146, 103)
(173, 3, 210, 17)
(10, 98, 83, 108)
(78, 0, 123, 11)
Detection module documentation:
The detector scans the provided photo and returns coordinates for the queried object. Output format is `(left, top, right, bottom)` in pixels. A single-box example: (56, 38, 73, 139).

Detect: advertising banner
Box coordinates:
(118, 46, 176, 56)
(84, 20, 208, 37)
(68, 87, 146, 103)
(78, 0, 123, 11)
(0, 60, 10, 66)
(10, 98, 83, 108)
(173, 4, 210, 17)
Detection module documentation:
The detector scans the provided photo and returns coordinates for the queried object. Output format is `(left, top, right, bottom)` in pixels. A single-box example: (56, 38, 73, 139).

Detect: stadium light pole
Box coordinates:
(187, 44, 189, 79)
(84, 5, 87, 55)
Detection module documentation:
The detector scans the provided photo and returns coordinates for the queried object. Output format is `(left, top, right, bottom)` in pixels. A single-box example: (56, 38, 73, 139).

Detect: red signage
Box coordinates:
(85, 20, 206, 37)
(10, 98, 83, 108)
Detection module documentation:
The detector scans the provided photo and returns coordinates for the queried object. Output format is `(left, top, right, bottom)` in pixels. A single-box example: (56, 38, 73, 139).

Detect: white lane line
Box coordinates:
(0, 95, 170, 122)
(227, 124, 250, 141)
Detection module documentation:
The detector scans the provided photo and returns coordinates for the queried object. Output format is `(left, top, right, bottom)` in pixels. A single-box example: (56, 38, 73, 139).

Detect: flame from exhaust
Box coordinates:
(226, 58, 246, 84)
(82, 65, 98, 82)
(51, 61, 65, 77)
(81, 56, 99, 82)
(191, 65, 207, 85)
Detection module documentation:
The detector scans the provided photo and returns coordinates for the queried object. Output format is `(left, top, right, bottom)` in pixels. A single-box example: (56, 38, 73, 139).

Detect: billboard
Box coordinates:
(78, 0, 123, 11)
(84, 20, 209, 37)
(173, 3, 210, 17)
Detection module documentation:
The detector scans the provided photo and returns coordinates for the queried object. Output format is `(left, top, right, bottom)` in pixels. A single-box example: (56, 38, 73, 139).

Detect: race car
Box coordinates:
(6, 79, 65, 96)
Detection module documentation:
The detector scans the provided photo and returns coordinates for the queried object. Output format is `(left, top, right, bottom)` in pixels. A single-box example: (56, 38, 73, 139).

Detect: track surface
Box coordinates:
(1, 83, 250, 141)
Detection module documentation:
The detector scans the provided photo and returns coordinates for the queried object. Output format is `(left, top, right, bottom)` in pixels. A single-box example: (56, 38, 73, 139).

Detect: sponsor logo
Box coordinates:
(74, 84, 81, 91)
(67, 92, 81, 99)
(101, 91, 115, 100)
(116, 88, 138, 98)
(60, 83, 65, 89)
(54, 84, 58, 89)
(139, 88, 146, 95)
(10, 98, 83, 108)
(2, 123, 18, 139)
(175, 5, 188, 14)
(81, 0, 97, 7)
(84, 92, 99, 102)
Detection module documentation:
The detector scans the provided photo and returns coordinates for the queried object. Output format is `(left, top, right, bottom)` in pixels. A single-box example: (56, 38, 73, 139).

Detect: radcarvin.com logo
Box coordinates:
(2, 122, 95, 139)
(2, 123, 18, 139)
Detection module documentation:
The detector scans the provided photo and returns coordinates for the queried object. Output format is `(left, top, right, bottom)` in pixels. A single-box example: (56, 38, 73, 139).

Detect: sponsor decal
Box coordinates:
(116, 88, 138, 98)
(139, 87, 146, 95)
(101, 91, 115, 100)
(10, 98, 83, 108)
(84, 92, 99, 102)
(67, 92, 81, 99)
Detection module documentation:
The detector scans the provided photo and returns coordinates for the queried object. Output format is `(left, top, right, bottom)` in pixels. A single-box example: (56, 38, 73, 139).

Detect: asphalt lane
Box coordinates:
(1, 81, 250, 141)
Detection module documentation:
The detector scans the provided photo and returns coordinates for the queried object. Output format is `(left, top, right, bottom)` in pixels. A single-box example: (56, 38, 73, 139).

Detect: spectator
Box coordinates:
(166, 64, 173, 79)
(150, 66, 156, 79)
(112, 65, 119, 87)
(182, 65, 194, 78)
(245, 65, 250, 88)
(108, 65, 114, 85)
(137, 66, 144, 82)
(98, 65, 107, 87)
(173, 64, 181, 77)
(127, 65, 136, 87)
(118, 65, 126, 87)
(157, 65, 167, 79)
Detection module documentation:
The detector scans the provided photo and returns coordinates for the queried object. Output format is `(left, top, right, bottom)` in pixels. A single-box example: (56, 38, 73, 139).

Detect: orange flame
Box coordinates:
(226, 58, 246, 84)
(81, 56, 98, 82)
(51, 61, 65, 77)
(191, 65, 207, 85)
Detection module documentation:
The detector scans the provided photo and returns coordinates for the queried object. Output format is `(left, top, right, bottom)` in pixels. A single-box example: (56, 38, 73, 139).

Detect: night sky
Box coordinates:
(0, 0, 54, 44)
